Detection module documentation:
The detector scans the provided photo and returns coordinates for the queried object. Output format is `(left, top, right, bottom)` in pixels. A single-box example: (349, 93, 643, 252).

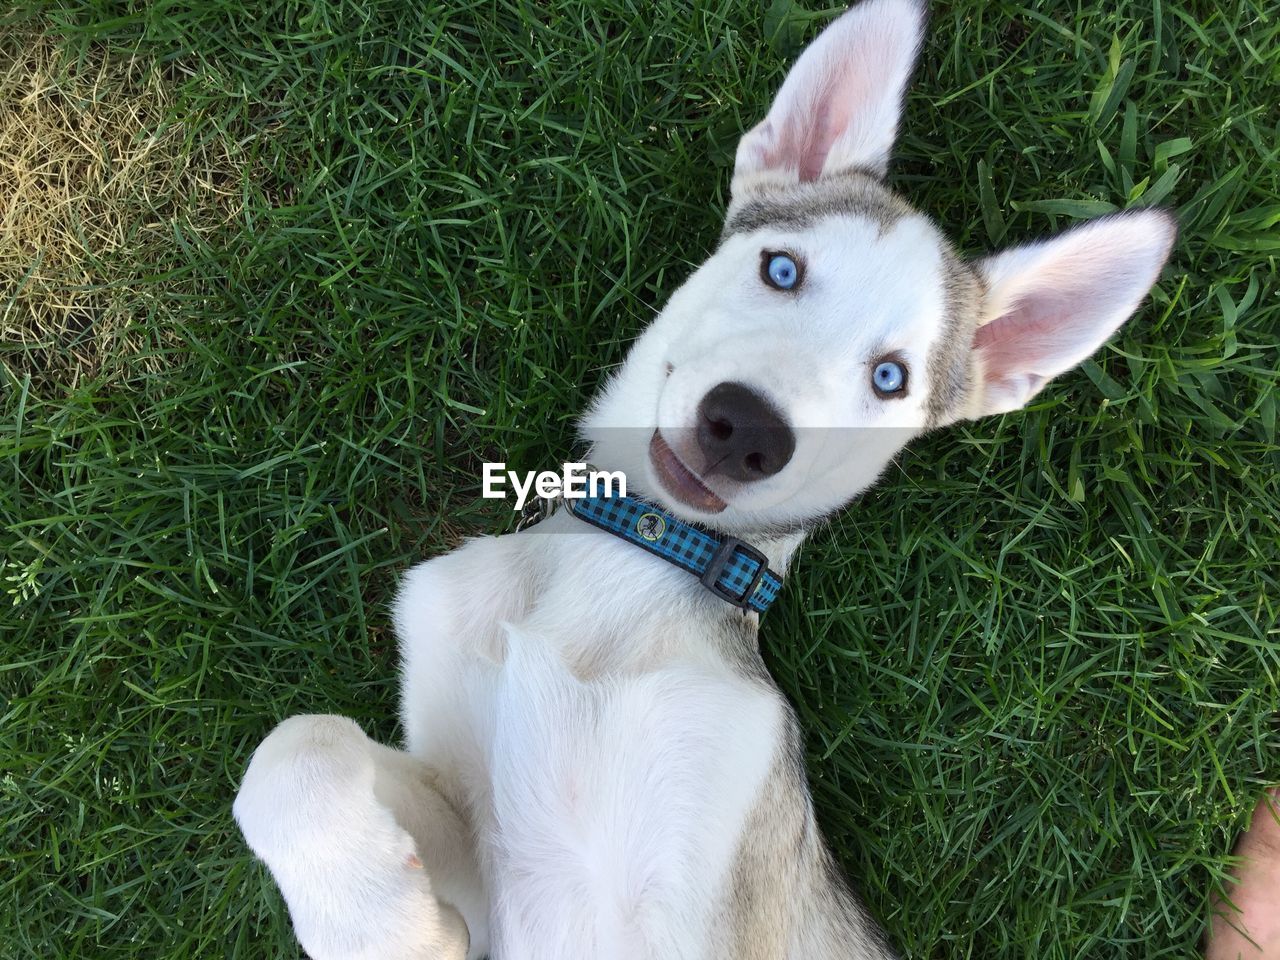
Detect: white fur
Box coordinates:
(390, 516, 792, 959)
(233, 715, 478, 959)
(487, 624, 781, 959)
(232, 2, 1176, 957)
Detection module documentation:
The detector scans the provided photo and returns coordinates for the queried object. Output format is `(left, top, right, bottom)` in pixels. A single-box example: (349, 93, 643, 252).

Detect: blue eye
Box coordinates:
(872, 359, 907, 395)
(764, 252, 800, 290)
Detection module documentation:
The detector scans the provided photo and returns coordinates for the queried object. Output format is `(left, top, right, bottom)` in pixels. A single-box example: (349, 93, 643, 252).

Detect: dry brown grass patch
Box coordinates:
(0, 31, 245, 389)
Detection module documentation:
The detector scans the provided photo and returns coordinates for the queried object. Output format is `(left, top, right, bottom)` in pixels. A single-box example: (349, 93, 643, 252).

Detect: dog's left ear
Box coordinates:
(967, 210, 1178, 418)
(733, 0, 926, 191)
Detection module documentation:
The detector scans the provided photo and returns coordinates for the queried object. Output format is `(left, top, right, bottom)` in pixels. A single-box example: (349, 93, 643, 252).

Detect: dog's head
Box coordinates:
(583, 0, 1176, 535)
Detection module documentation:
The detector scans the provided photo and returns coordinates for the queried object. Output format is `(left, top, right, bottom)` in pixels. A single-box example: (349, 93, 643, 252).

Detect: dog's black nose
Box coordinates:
(696, 382, 795, 482)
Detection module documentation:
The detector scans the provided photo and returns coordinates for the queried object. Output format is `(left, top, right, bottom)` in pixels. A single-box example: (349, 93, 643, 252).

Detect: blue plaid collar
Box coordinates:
(565, 492, 783, 615)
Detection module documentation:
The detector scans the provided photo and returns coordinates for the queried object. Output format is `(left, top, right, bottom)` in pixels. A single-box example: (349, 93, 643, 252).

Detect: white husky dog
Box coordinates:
(233, 1, 1176, 957)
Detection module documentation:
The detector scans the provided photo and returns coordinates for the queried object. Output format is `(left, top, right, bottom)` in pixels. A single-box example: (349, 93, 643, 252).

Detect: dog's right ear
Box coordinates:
(732, 0, 926, 193)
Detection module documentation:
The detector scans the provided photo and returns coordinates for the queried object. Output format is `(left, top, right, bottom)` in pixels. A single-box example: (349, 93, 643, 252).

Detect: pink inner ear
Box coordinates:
(802, 56, 877, 181)
(795, 68, 859, 181)
(973, 288, 1108, 385)
(797, 104, 833, 182)
(972, 301, 1050, 379)
(753, 50, 879, 181)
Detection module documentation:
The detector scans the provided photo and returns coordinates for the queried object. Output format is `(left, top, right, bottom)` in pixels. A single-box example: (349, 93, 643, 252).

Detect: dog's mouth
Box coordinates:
(648, 430, 727, 514)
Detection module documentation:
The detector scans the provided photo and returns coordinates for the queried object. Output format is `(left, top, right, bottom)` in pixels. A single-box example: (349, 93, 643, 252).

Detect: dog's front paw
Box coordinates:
(234, 714, 377, 859)
(234, 715, 474, 960)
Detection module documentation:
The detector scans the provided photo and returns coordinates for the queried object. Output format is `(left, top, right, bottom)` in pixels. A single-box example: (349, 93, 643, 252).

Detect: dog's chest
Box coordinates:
(482, 625, 782, 959)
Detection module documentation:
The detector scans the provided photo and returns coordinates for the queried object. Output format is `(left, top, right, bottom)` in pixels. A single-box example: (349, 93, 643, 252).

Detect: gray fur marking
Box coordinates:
(721, 171, 912, 243)
(924, 254, 984, 428)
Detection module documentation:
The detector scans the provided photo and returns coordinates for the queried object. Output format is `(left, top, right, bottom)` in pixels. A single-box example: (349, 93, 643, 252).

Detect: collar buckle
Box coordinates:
(699, 536, 767, 610)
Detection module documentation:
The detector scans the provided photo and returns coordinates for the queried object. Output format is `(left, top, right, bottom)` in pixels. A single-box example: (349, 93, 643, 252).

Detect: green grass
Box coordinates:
(2, 0, 1278, 956)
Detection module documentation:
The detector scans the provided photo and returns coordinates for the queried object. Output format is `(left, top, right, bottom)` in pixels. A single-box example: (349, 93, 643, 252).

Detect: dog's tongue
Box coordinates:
(649, 431, 728, 514)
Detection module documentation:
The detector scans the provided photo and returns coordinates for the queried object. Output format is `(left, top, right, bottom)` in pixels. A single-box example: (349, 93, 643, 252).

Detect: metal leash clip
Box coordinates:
(516, 493, 560, 532)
